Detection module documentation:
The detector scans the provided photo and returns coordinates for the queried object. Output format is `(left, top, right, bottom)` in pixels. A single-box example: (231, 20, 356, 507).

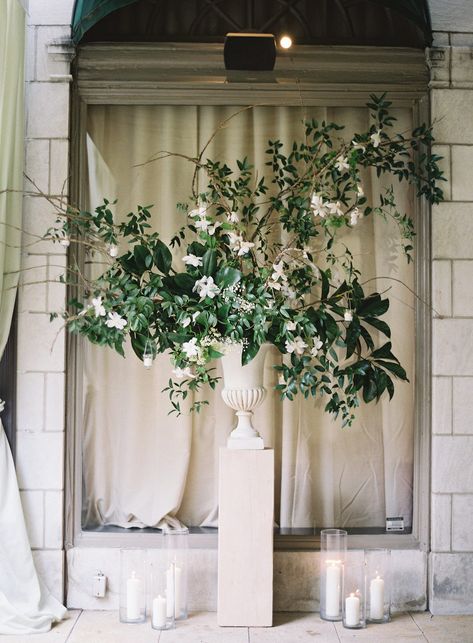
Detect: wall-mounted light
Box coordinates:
(279, 35, 293, 49)
(224, 33, 276, 71)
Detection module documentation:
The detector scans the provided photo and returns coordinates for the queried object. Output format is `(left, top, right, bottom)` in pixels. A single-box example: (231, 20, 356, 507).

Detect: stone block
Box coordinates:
(36, 25, 73, 82)
(47, 254, 67, 312)
(453, 261, 473, 316)
(432, 260, 451, 318)
(432, 436, 473, 492)
(45, 490, 64, 548)
(451, 47, 473, 86)
(17, 312, 65, 373)
(453, 377, 473, 434)
(49, 139, 69, 196)
(430, 1, 473, 33)
(429, 552, 473, 614)
(432, 144, 451, 201)
(20, 490, 45, 549)
(390, 550, 427, 611)
(432, 376, 452, 435)
(452, 494, 473, 551)
(433, 319, 473, 376)
(452, 147, 473, 201)
(432, 90, 473, 144)
(25, 139, 49, 195)
(28, 0, 75, 26)
(19, 253, 47, 314)
(22, 195, 65, 254)
(431, 494, 452, 552)
(431, 32, 450, 47)
(45, 372, 65, 432)
(451, 34, 473, 47)
(16, 372, 45, 432)
(16, 431, 64, 490)
(432, 203, 473, 259)
(32, 550, 65, 604)
(27, 82, 69, 139)
(26, 25, 36, 82)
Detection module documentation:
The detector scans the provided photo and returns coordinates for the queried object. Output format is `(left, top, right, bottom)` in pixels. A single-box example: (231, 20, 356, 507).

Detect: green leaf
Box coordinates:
(242, 341, 261, 365)
(357, 294, 389, 318)
(153, 239, 172, 274)
(376, 359, 408, 381)
(365, 316, 391, 338)
(162, 273, 195, 295)
(202, 249, 217, 276)
(363, 378, 377, 403)
(215, 266, 242, 288)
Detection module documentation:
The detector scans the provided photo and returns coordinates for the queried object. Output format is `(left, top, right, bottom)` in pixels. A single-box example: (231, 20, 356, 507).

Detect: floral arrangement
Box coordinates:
(49, 95, 444, 425)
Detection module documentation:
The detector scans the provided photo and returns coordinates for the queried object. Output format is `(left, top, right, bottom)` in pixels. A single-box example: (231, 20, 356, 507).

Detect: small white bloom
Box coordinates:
(193, 275, 220, 300)
(194, 218, 211, 232)
(192, 311, 200, 321)
(60, 236, 70, 247)
(182, 254, 203, 267)
(105, 311, 127, 330)
(0, 399, 5, 413)
(237, 241, 255, 256)
(310, 194, 328, 218)
(327, 201, 344, 217)
(207, 221, 222, 236)
(286, 320, 297, 331)
(285, 336, 308, 356)
(335, 156, 350, 173)
(357, 184, 364, 197)
(352, 139, 366, 152)
(370, 130, 382, 148)
(91, 297, 106, 317)
(189, 204, 207, 219)
(182, 317, 191, 328)
(350, 207, 361, 226)
(281, 283, 297, 300)
(108, 244, 118, 258)
(311, 337, 323, 357)
(227, 211, 239, 223)
(278, 373, 285, 386)
(344, 310, 353, 322)
(172, 366, 195, 379)
(182, 337, 199, 358)
(272, 260, 286, 280)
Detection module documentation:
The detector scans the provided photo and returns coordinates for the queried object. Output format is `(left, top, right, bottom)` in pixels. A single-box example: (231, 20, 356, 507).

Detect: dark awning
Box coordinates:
(72, 0, 432, 46)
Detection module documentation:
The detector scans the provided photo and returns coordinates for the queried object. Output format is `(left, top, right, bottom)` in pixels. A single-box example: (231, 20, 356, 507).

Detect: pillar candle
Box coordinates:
(152, 594, 167, 628)
(126, 571, 142, 620)
(166, 564, 182, 618)
(345, 592, 360, 627)
(325, 562, 342, 618)
(369, 575, 385, 620)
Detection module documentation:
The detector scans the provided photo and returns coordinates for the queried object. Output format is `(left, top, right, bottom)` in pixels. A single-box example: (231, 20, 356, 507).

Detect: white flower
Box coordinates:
(271, 260, 286, 280)
(194, 218, 211, 232)
(193, 275, 220, 300)
(310, 194, 328, 218)
(311, 337, 323, 357)
(371, 130, 382, 148)
(327, 201, 344, 217)
(344, 310, 353, 322)
(350, 207, 361, 226)
(278, 373, 285, 386)
(286, 320, 297, 331)
(60, 236, 70, 247)
(105, 311, 127, 330)
(237, 241, 255, 256)
(357, 184, 364, 197)
(108, 244, 118, 258)
(335, 156, 350, 173)
(182, 338, 199, 358)
(91, 297, 106, 317)
(207, 221, 222, 236)
(352, 140, 366, 152)
(182, 317, 191, 328)
(192, 311, 200, 321)
(0, 399, 5, 413)
(189, 204, 207, 219)
(172, 366, 195, 379)
(227, 212, 239, 223)
(182, 254, 203, 267)
(281, 283, 297, 300)
(285, 336, 308, 356)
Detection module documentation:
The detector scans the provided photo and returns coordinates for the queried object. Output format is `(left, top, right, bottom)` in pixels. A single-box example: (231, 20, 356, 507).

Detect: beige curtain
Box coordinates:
(82, 105, 414, 531)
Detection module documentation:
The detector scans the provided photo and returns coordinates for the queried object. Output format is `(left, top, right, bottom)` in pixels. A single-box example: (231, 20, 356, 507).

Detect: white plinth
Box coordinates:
(218, 448, 274, 627)
(227, 435, 264, 450)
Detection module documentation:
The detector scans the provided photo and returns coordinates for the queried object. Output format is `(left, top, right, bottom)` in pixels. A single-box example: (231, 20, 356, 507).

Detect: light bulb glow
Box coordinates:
(280, 35, 292, 49)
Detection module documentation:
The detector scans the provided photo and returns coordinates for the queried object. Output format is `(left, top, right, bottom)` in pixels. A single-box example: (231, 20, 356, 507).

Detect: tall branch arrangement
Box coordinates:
(49, 95, 444, 425)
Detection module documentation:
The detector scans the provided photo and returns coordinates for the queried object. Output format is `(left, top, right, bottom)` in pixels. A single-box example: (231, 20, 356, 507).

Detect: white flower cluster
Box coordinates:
(268, 260, 296, 299)
(193, 275, 220, 299)
(189, 204, 221, 236)
(285, 334, 323, 358)
(227, 232, 255, 257)
(310, 194, 344, 219)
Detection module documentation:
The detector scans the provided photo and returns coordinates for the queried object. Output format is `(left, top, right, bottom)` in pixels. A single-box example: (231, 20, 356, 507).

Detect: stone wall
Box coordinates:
(429, 0, 473, 615)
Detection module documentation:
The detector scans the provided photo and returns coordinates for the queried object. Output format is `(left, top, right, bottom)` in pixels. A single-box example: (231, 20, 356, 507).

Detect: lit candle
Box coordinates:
(152, 594, 167, 628)
(325, 561, 342, 618)
(143, 355, 153, 369)
(126, 571, 142, 620)
(166, 564, 182, 618)
(345, 592, 360, 627)
(370, 574, 385, 620)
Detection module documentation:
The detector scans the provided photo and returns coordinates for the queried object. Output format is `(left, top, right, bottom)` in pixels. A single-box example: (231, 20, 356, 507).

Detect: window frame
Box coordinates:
(66, 42, 431, 552)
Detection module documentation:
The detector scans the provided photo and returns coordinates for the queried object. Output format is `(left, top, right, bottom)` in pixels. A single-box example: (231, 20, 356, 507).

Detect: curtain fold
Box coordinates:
(82, 104, 414, 532)
(0, 0, 66, 634)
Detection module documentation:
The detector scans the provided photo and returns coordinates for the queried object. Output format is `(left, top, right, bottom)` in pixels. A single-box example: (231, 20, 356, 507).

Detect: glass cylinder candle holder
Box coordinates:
(365, 548, 391, 623)
(163, 526, 189, 621)
(119, 549, 146, 623)
(320, 529, 347, 621)
(342, 552, 366, 629)
(148, 555, 175, 631)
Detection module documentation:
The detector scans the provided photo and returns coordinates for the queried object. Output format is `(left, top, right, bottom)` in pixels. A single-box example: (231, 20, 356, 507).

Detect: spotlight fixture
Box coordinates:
(279, 35, 292, 49)
(224, 33, 276, 71)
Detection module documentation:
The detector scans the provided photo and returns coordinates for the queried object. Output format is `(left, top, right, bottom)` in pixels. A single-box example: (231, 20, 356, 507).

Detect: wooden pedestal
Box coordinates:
(217, 448, 274, 627)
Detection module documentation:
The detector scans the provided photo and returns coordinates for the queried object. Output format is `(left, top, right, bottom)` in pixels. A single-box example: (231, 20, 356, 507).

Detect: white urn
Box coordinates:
(220, 343, 269, 450)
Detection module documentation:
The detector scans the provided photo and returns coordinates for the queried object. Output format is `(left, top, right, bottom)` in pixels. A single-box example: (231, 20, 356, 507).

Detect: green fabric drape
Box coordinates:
(72, 0, 432, 44)
(0, 0, 24, 357)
